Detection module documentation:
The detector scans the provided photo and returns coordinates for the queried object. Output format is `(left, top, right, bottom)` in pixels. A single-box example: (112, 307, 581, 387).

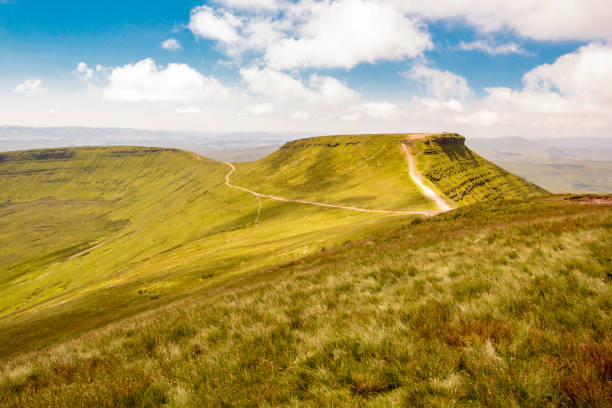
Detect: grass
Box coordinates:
(0, 197, 609, 407)
(411, 134, 549, 205)
(0, 145, 413, 357)
(231, 134, 437, 211)
(3, 134, 600, 406)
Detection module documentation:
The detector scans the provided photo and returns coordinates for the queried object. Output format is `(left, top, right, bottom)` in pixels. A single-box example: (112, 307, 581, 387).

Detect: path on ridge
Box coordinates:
(401, 143, 453, 212)
(221, 144, 451, 216)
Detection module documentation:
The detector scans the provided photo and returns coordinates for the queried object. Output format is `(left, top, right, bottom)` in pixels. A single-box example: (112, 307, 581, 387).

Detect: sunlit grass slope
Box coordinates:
(1, 197, 609, 407)
(411, 134, 549, 205)
(231, 134, 436, 211)
(0, 147, 408, 357)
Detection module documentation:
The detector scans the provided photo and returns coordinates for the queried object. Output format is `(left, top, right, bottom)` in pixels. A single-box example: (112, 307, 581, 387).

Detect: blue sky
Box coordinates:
(1, 1, 611, 138)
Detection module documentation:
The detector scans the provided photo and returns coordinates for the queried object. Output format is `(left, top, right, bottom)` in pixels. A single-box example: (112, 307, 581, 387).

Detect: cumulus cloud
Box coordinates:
(408, 65, 473, 101)
(189, 0, 431, 70)
(103, 58, 228, 103)
(189, 5, 242, 44)
(395, 0, 612, 41)
(240, 66, 358, 105)
(13, 79, 43, 95)
(161, 38, 182, 51)
(361, 101, 400, 120)
(458, 40, 526, 55)
(244, 102, 275, 116)
(175, 107, 202, 114)
(263, 0, 432, 70)
(522, 42, 612, 105)
(454, 43, 612, 130)
(74, 62, 94, 80)
(291, 110, 311, 119)
(214, 0, 280, 11)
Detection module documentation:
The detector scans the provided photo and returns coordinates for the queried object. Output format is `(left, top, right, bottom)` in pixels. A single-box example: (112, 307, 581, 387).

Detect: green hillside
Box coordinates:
(1, 196, 609, 407)
(411, 134, 548, 205)
(0, 134, 550, 358)
(0, 133, 575, 406)
(0, 146, 407, 357)
(231, 134, 436, 211)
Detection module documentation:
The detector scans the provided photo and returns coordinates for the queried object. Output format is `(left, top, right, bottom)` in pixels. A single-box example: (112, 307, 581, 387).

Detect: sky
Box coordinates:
(1, 0, 612, 138)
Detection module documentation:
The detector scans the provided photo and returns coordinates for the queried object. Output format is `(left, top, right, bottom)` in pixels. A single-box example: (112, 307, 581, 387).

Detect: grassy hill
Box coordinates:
(232, 133, 546, 210)
(0, 146, 410, 357)
(0, 133, 582, 406)
(410, 134, 548, 205)
(1, 196, 609, 407)
(231, 134, 435, 211)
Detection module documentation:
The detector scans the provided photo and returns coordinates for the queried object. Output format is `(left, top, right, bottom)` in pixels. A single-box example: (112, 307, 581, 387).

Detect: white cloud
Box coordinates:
(240, 66, 358, 105)
(263, 0, 432, 70)
(161, 38, 182, 51)
(454, 43, 612, 130)
(291, 110, 311, 119)
(103, 58, 229, 103)
(245, 102, 275, 116)
(420, 98, 465, 113)
(458, 40, 526, 55)
(396, 0, 612, 41)
(361, 101, 400, 119)
(214, 0, 280, 11)
(522, 42, 612, 105)
(176, 107, 202, 114)
(47, 108, 59, 115)
(339, 113, 361, 121)
(189, 5, 241, 44)
(74, 62, 94, 80)
(189, 0, 431, 70)
(13, 79, 43, 95)
(408, 65, 472, 101)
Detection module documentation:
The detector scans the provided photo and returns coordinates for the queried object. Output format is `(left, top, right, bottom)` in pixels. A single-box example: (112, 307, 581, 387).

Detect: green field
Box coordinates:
(0, 145, 413, 357)
(3, 133, 603, 407)
(1, 196, 609, 407)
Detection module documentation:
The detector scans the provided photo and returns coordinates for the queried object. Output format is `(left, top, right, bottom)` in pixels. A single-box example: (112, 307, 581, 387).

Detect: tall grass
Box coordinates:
(1, 198, 609, 407)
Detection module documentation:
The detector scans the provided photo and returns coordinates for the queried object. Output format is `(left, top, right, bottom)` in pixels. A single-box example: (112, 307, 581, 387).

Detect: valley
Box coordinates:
(0, 133, 608, 407)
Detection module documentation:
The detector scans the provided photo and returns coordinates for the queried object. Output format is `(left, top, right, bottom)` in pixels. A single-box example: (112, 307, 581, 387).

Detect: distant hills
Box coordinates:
(1, 125, 609, 192)
(466, 137, 612, 193)
(0, 126, 307, 159)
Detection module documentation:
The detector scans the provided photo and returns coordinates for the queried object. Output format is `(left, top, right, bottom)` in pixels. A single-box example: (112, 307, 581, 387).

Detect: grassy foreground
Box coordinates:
(1, 197, 609, 407)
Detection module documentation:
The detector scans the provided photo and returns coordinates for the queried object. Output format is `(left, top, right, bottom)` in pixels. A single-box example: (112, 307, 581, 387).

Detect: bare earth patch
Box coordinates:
(564, 194, 612, 205)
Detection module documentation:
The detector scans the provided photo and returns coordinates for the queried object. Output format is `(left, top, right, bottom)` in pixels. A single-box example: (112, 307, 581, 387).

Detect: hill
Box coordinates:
(0, 132, 575, 406)
(231, 133, 545, 210)
(0, 134, 549, 357)
(466, 136, 612, 193)
(0, 146, 408, 357)
(1, 195, 609, 407)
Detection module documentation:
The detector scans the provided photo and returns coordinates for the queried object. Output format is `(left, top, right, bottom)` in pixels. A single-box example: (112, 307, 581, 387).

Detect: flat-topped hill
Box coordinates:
(0, 134, 548, 358)
(231, 133, 547, 210)
(409, 134, 548, 205)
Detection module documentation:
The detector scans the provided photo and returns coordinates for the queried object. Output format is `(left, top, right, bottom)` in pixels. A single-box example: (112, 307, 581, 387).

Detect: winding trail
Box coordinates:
(401, 143, 453, 212)
(223, 158, 448, 216)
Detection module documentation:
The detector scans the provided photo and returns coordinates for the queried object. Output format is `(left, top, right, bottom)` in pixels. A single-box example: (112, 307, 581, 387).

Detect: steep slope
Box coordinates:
(231, 134, 437, 212)
(231, 133, 547, 211)
(410, 134, 548, 205)
(1, 197, 609, 407)
(0, 134, 548, 357)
